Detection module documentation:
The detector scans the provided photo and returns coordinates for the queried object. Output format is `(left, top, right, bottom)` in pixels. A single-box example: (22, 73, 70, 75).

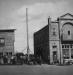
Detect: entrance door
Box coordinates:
(53, 51, 57, 64)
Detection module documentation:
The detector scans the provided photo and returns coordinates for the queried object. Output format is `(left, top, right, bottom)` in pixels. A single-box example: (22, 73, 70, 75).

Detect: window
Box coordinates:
(65, 45, 66, 48)
(67, 45, 69, 48)
(52, 28, 56, 36)
(70, 45, 72, 48)
(0, 38, 5, 47)
(6, 52, 8, 55)
(9, 52, 12, 55)
(68, 30, 70, 35)
(53, 45, 57, 48)
(0, 52, 3, 57)
(71, 49, 73, 58)
(65, 45, 69, 48)
(53, 31, 56, 36)
(62, 45, 64, 48)
(63, 49, 69, 59)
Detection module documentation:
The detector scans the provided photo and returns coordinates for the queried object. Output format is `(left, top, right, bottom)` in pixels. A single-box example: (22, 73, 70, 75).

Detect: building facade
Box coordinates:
(34, 13, 73, 64)
(34, 25, 49, 63)
(0, 29, 15, 57)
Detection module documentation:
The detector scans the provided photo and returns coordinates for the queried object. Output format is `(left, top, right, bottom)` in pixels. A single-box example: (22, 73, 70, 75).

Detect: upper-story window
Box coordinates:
(0, 38, 5, 47)
(53, 32, 56, 36)
(68, 30, 70, 35)
(53, 45, 57, 48)
(53, 28, 56, 36)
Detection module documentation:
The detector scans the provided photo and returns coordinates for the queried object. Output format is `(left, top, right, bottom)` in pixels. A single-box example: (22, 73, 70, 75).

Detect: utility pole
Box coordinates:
(58, 18, 62, 65)
(58, 18, 61, 64)
(26, 8, 30, 62)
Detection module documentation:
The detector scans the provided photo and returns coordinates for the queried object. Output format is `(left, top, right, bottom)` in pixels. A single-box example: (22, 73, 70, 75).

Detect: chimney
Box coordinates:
(48, 16, 51, 25)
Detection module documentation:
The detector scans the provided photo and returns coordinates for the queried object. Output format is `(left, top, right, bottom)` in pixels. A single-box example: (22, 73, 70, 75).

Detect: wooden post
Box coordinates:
(26, 8, 30, 62)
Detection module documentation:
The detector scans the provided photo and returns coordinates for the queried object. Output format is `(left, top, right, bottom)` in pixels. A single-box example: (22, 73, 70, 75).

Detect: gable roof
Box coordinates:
(60, 13, 73, 18)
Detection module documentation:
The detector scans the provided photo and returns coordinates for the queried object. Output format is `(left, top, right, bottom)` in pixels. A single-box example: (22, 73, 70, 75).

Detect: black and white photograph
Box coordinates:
(0, 0, 73, 75)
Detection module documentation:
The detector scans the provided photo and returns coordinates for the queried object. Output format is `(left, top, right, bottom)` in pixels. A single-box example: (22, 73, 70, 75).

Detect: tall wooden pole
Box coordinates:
(26, 8, 29, 62)
(58, 18, 61, 64)
(58, 18, 62, 64)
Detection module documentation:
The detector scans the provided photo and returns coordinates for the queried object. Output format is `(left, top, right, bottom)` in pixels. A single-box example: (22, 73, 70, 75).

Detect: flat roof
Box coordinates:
(0, 29, 16, 32)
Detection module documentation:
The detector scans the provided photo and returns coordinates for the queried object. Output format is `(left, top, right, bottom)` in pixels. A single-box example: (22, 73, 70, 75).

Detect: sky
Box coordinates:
(0, 0, 73, 54)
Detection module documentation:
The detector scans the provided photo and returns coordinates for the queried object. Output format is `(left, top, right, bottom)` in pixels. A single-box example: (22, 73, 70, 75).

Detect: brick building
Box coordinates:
(34, 25, 49, 63)
(0, 29, 15, 57)
(34, 13, 73, 64)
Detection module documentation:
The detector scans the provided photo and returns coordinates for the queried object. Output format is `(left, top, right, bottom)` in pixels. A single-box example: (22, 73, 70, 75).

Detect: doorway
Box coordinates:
(53, 51, 57, 64)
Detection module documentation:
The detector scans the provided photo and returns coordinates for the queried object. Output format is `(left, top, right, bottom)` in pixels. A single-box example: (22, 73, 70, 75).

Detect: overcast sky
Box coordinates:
(0, 0, 73, 54)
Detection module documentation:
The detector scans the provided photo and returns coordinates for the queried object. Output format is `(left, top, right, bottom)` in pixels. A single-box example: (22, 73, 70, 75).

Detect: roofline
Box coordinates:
(0, 29, 16, 30)
(0, 29, 16, 32)
(34, 25, 48, 35)
(60, 13, 73, 18)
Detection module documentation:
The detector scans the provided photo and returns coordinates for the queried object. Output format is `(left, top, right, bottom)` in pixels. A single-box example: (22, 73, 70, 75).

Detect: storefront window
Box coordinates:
(63, 49, 69, 59)
(71, 49, 73, 58)
(0, 52, 3, 57)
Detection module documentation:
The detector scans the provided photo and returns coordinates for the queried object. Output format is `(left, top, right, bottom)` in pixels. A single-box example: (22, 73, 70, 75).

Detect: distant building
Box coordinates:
(0, 29, 15, 56)
(34, 13, 73, 64)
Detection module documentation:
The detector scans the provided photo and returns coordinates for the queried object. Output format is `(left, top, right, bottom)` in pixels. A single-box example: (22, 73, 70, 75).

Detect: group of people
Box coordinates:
(0, 55, 16, 64)
(0, 54, 35, 65)
(0, 54, 49, 65)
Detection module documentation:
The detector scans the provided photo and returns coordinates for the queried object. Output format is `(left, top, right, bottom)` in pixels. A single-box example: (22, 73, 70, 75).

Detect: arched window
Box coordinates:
(62, 22, 73, 28)
(68, 30, 70, 35)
